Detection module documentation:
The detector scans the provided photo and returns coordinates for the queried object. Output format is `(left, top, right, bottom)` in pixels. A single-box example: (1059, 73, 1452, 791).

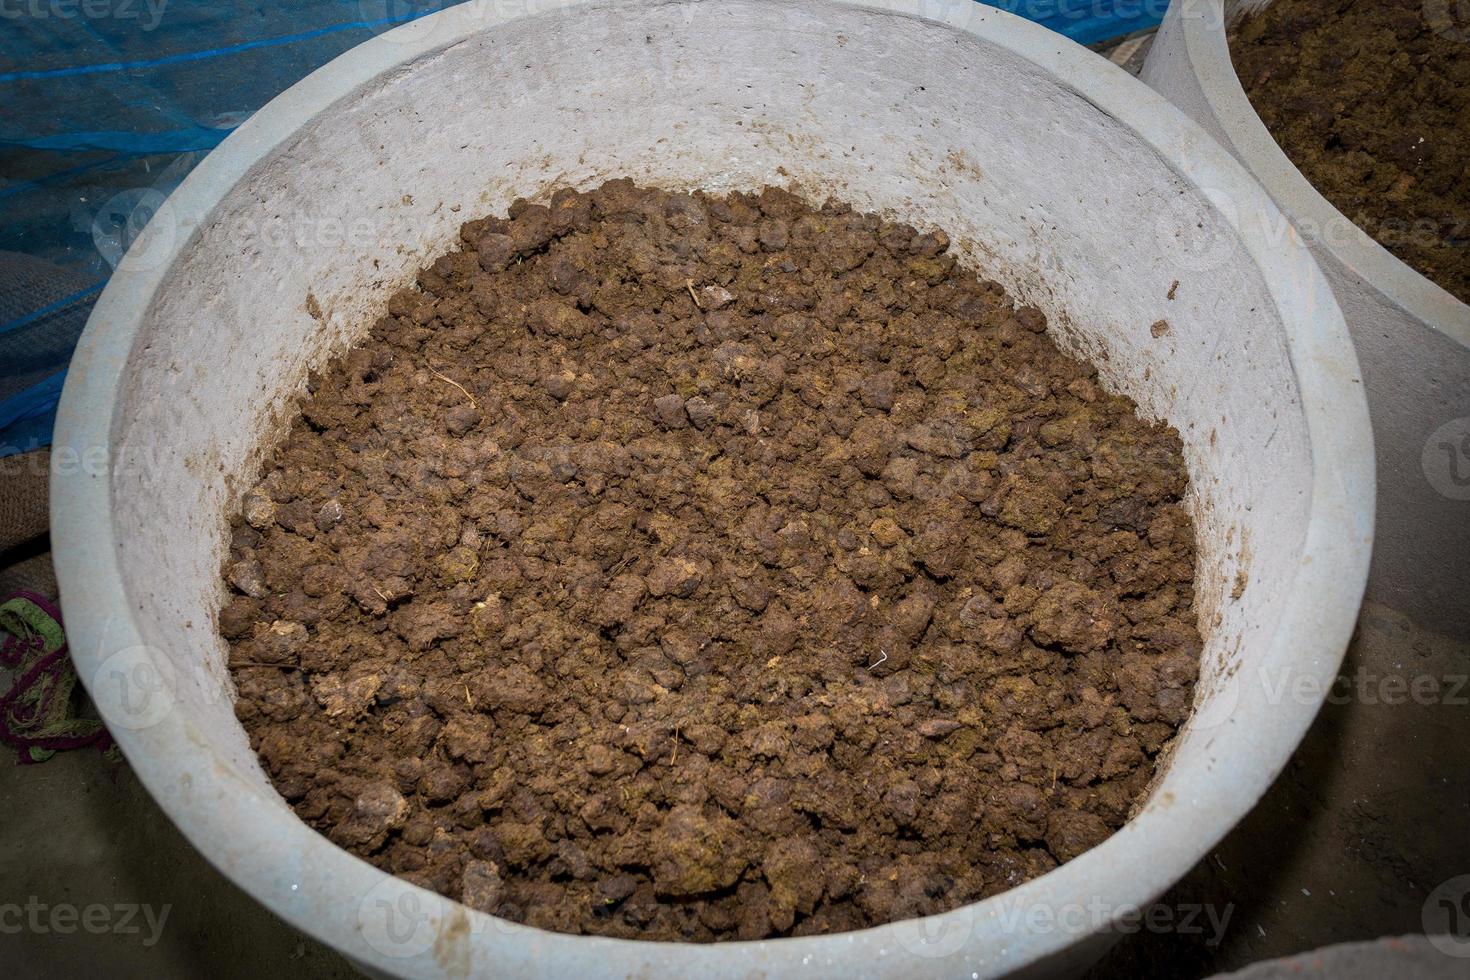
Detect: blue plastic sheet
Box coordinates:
(0, 0, 1162, 458)
(992, 0, 1167, 45)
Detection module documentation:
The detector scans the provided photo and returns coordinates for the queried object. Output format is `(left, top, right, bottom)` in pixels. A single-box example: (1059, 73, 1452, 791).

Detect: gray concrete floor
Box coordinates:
(1216, 935, 1466, 980)
(0, 745, 355, 978)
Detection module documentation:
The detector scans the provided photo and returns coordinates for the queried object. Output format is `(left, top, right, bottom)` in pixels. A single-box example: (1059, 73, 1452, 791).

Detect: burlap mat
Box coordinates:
(0, 450, 55, 598)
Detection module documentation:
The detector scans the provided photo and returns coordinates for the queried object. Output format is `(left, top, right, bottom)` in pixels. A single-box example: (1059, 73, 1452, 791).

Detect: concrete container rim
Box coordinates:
(1169, 0, 1470, 350)
(49, 0, 1375, 975)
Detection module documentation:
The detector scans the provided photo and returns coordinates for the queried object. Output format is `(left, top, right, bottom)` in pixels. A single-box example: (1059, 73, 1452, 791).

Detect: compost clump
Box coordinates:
(1232, 0, 1470, 304)
(223, 181, 1202, 940)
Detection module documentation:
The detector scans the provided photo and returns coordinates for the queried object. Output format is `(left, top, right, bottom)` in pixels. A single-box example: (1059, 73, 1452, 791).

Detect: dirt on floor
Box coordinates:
(1230, 0, 1470, 305)
(221, 180, 1201, 941)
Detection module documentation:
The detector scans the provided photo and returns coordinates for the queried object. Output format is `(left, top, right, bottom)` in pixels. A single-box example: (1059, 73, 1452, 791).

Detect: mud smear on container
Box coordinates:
(222, 181, 1202, 941)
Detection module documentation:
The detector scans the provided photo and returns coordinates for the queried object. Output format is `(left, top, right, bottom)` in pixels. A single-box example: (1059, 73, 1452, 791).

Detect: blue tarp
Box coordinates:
(0, 0, 1163, 458)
